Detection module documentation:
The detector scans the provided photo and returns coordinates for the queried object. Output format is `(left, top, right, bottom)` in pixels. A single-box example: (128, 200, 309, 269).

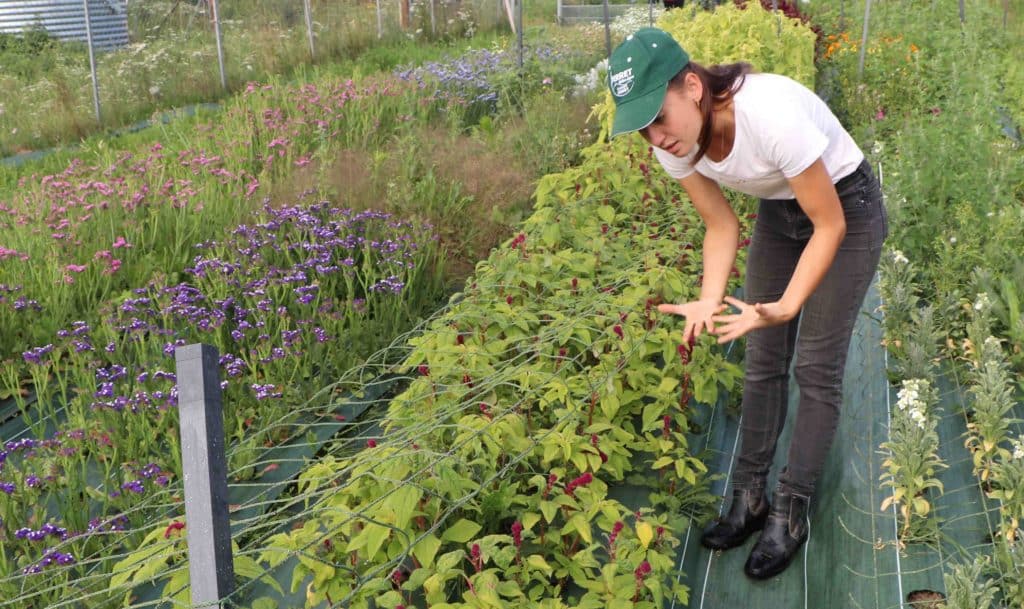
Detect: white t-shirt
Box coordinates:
(651, 73, 863, 200)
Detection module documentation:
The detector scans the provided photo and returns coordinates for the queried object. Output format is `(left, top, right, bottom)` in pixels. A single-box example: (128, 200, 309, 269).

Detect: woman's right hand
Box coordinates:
(657, 299, 728, 344)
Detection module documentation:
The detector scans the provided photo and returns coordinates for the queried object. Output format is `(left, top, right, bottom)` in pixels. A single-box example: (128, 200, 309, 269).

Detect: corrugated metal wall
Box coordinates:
(0, 0, 129, 50)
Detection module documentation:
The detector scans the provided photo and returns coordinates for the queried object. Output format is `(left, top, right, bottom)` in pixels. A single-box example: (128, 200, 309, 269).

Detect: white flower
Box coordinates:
(891, 249, 909, 264)
(974, 292, 992, 312)
(909, 408, 927, 429)
(1014, 441, 1024, 461)
(950, 236, 957, 244)
(609, 6, 665, 37)
(896, 378, 930, 412)
(148, 86, 160, 97)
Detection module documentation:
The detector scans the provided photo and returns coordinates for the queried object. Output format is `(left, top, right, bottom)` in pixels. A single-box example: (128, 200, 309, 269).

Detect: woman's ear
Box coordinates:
(685, 72, 703, 104)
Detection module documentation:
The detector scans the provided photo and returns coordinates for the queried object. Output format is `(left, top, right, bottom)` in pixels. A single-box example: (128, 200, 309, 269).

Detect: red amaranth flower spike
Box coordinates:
(163, 521, 185, 539)
(608, 520, 624, 556)
(471, 543, 483, 572)
(634, 560, 652, 581)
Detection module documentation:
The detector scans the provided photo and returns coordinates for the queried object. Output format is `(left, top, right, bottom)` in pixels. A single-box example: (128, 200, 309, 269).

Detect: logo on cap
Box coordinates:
(609, 67, 634, 97)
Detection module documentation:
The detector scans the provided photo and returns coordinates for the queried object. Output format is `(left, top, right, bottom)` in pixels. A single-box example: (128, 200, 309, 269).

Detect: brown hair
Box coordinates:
(669, 61, 752, 165)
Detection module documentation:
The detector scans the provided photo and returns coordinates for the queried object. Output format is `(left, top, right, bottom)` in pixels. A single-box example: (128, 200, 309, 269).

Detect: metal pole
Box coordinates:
(82, 0, 101, 123)
(517, 0, 523, 69)
(649, 0, 653, 27)
(958, 0, 965, 25)
(376, 0, 384, 38)
(303, 0, 315, 61)
(772, 0, 781, 36)
(176, 344, 234, 608)
(602, 0, 611, 59)
(557, 0, 562, 26)
(430, 0, 436, 35)
(210, 0, 227, 91)
(857, 0, 872, 78)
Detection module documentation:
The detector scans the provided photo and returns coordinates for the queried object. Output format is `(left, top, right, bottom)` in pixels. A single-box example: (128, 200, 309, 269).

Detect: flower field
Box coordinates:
(0, 1, 1022, 608)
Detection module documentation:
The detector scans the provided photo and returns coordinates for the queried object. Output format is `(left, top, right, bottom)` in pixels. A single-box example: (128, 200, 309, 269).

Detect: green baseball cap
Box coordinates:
(607, 28, 690, 138)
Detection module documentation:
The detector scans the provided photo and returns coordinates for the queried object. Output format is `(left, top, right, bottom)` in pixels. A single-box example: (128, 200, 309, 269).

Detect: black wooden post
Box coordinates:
(176, 344, 234, 607)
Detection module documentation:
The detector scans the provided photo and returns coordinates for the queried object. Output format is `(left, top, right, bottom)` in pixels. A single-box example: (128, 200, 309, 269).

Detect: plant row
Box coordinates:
(819, 0, 1024, 604)
(231, 5, 814, 608)
(0, 34, 605, 608)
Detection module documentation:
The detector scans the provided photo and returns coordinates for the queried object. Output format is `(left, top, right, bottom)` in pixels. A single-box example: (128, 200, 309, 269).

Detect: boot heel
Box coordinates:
(700, 487, 769, 551)
(744, 490, 810, 579)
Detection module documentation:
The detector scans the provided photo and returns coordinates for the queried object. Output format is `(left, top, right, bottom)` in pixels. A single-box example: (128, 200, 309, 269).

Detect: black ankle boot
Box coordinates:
(744, 489, 810, 579)
(700, 487, 769, 550)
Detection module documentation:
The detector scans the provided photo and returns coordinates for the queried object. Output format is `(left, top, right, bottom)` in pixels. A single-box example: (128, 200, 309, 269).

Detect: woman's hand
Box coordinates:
(710, 296, 795, 343)
(657, 299, 728, 344)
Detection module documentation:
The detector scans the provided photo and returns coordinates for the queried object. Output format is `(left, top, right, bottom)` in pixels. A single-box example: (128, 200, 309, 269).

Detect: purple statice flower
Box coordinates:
(5, 438, 38, 452)
(105, 341, 117, 353)
(16, 523, 68, 542)
(294, 284, 318, 304)
(72, 339, 94, 353)
(136, 372, 149, 383)
(121, 480, 145, 494)
(313, 327, 330, 343)
(219, 353, 247, 377)
(281, 329, 302, 347)
(23, 548, 76, 574)
(96, 364, 128, 382)
(22, 344, 54, 365)
(258, 348, 286, 364)
(13, 296, 42, 312)
(94, 383, 115, 398)
(139, 463, 162, 479)
(162, 339, 187, 357)
(152, 370, 176, 383)
(87, 514, 128, 534)
(251, 383, 282, 400)
(0, 481, 16, 494)
(25, 475, 41, 488)
(155, 475, 170, 487)
(369, 276, 405, 294)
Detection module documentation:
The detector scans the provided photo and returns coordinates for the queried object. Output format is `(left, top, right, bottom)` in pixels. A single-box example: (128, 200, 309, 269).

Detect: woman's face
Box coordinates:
(640, 73, 703, 157)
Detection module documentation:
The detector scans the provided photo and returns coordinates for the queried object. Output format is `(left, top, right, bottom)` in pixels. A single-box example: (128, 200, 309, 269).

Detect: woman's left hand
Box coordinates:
(710, 296, 794, 343)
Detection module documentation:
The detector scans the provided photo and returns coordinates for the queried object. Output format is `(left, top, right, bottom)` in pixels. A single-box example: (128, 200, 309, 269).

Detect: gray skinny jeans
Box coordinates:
(732, 158, 888, 498)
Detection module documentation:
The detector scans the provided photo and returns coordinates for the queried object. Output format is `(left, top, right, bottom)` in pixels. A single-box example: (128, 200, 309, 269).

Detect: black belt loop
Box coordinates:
(835, 158, 870, 191)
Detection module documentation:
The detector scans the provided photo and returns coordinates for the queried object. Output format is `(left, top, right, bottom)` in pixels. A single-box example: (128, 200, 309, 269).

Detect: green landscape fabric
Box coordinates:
(664, 279, 1014, 609)
(265, 275, 1013, 609)
(664, 279, 896, 608)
